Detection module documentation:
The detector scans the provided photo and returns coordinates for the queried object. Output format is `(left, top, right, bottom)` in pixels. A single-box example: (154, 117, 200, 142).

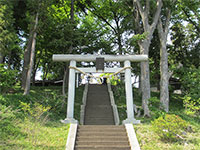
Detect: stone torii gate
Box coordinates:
(52, 54, 148, 124)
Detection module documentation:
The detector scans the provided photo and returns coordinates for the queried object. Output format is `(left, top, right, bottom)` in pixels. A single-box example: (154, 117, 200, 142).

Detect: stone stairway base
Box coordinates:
(75, 125, 131, 150)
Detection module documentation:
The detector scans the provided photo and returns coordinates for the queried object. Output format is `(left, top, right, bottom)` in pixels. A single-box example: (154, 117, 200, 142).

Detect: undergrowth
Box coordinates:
(0, 85, 84, 150)
(112, 82, 200, 150)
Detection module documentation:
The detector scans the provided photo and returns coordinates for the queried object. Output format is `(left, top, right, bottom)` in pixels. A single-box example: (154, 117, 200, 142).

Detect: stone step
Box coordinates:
(85, 111, 113, 115)
(76, 141, 129, 146)
(74, 146, 131, 150)
(77, 128, 125, 132)
(78, 126, 125, 131)
(78, 125, 124, 128)
(84, 84, 114, 125)
(77, 131, 127, 136)
(83, 122, 115, 125)
(76, 136, 129, 142)
(84, 117, 114, 122)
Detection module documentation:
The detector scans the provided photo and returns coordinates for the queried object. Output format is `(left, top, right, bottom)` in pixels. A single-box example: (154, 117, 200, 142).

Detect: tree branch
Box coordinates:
(182, 8, 200, 32)
(157, 18, 164, 39)
(145, 0, 150, 18)
(87, 6, 117, 34)
(164, 9, 171, 37)
(150, 0, 163, 32)
(134, 0, 149, 31)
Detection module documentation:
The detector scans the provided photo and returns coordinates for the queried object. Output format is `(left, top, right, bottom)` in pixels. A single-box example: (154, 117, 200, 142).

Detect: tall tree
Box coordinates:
(61, 0, 75, 96)
(23, 1, 40, 95)
(81, 0, 128, 54)
(133, 0, 163, 116)
(157, 0, 176, 112)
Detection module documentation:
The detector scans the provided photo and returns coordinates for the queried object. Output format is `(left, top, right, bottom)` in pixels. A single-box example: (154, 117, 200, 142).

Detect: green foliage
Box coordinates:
(20, 102, 50, 120)
(148, 97, 166, 119)
(0, 86, 72, 149)
(100, 73, 120, 85)
(183, 96, 200, 116)
(0, 104, 20, 142)
(130, 32, 148, 46)
(152, 114, 188, 141)
(0, 64, 17, 93)
(20, 102, 51, 146)
(180, 67, 200, 116)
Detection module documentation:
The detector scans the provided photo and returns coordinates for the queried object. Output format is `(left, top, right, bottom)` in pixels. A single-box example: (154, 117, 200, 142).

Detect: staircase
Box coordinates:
(74, 84, 131, 150)
(75, 125, 131, 150)
(84, 84, 114, 125)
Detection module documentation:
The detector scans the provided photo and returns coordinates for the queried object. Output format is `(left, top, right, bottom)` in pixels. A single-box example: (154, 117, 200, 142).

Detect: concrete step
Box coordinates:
(86, 100, 110, 104)
(85, 84, 114, 125)
(76, 136, 128, 142)
(78, 126, 125, 131)
(83, 122, 115, 125)
(76, 141, 129, 145)
(78, 125, 124, 128)
(84, 117, 114, 122)
(77, 129, 126, 133)
(77, 131, 127, 136)
(74, 146, 131, 150)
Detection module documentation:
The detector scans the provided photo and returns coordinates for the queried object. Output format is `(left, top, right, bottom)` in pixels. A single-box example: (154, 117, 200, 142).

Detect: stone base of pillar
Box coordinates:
(122, 118, 140, 124)
(61, 118, 78, 124)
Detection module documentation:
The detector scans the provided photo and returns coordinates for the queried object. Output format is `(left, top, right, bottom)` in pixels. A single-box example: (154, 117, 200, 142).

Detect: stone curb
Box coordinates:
(107, 83, 120, 125)
(65, 123, 78, 150)
(125, 123, 140, 150)
(80, 83, 88, 125)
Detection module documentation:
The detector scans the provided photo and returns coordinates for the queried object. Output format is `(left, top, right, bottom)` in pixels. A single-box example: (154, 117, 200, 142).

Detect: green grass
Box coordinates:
(135, 123, 200, 150)
(1, 121, 70, 150)
(0, 85, 84, 150)
(112, 83, 200, 150)
(1, 83, 199, 150)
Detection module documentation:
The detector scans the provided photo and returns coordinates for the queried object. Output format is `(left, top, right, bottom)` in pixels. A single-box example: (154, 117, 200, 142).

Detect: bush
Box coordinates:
(20, 102, 51, 146)
(183, 96, 200, 116)
(0, 64, 17, 93)
(152, 114, 188, 141)
(148, 97, 166, 119)
(181, 67, 200, 116)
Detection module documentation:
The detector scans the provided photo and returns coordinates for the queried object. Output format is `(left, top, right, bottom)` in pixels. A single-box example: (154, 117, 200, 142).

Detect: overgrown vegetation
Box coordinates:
(0, 85, 84, 150)
(152, 114, 188, 142)
(0, 64, 17, 93)
(113, 82, 200, 150)
(180, 67, 200, 116)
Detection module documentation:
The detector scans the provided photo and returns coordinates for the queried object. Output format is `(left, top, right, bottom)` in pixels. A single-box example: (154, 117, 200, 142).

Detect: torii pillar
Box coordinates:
(53, 54, 148, 124)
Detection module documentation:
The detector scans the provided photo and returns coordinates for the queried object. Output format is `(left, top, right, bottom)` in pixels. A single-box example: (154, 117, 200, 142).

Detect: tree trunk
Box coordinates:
(159, 40, 169, 112)
(62, 63, 69, 96)
(32, 50, 42, 86)
(21, 30, 33, 89)
(23, 12, 39, 95)
(0, 52, 4, 64)
(138, 40, 151, 117)
(133, 0, 162, 117)
(62, 0, 74, 97)
(157, 7, 172, 112)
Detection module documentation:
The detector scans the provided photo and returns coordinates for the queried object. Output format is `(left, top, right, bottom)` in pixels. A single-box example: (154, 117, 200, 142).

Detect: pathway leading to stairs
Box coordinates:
(74, 84, 131, 150)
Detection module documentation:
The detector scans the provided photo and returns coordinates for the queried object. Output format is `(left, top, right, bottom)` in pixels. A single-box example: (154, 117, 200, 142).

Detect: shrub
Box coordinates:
(20, 102, 51, 146)
(152, 114, 188, 141)
(148, 97, 166, 119)
(181, 67, 200, 116)
(183, 96, 200, 116)
(0, 64, 17, 93)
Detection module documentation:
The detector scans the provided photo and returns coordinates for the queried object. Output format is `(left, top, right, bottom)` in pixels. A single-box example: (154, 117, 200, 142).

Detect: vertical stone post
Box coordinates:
(61, 60, 78, 124)
(123, 60, 140, 124)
